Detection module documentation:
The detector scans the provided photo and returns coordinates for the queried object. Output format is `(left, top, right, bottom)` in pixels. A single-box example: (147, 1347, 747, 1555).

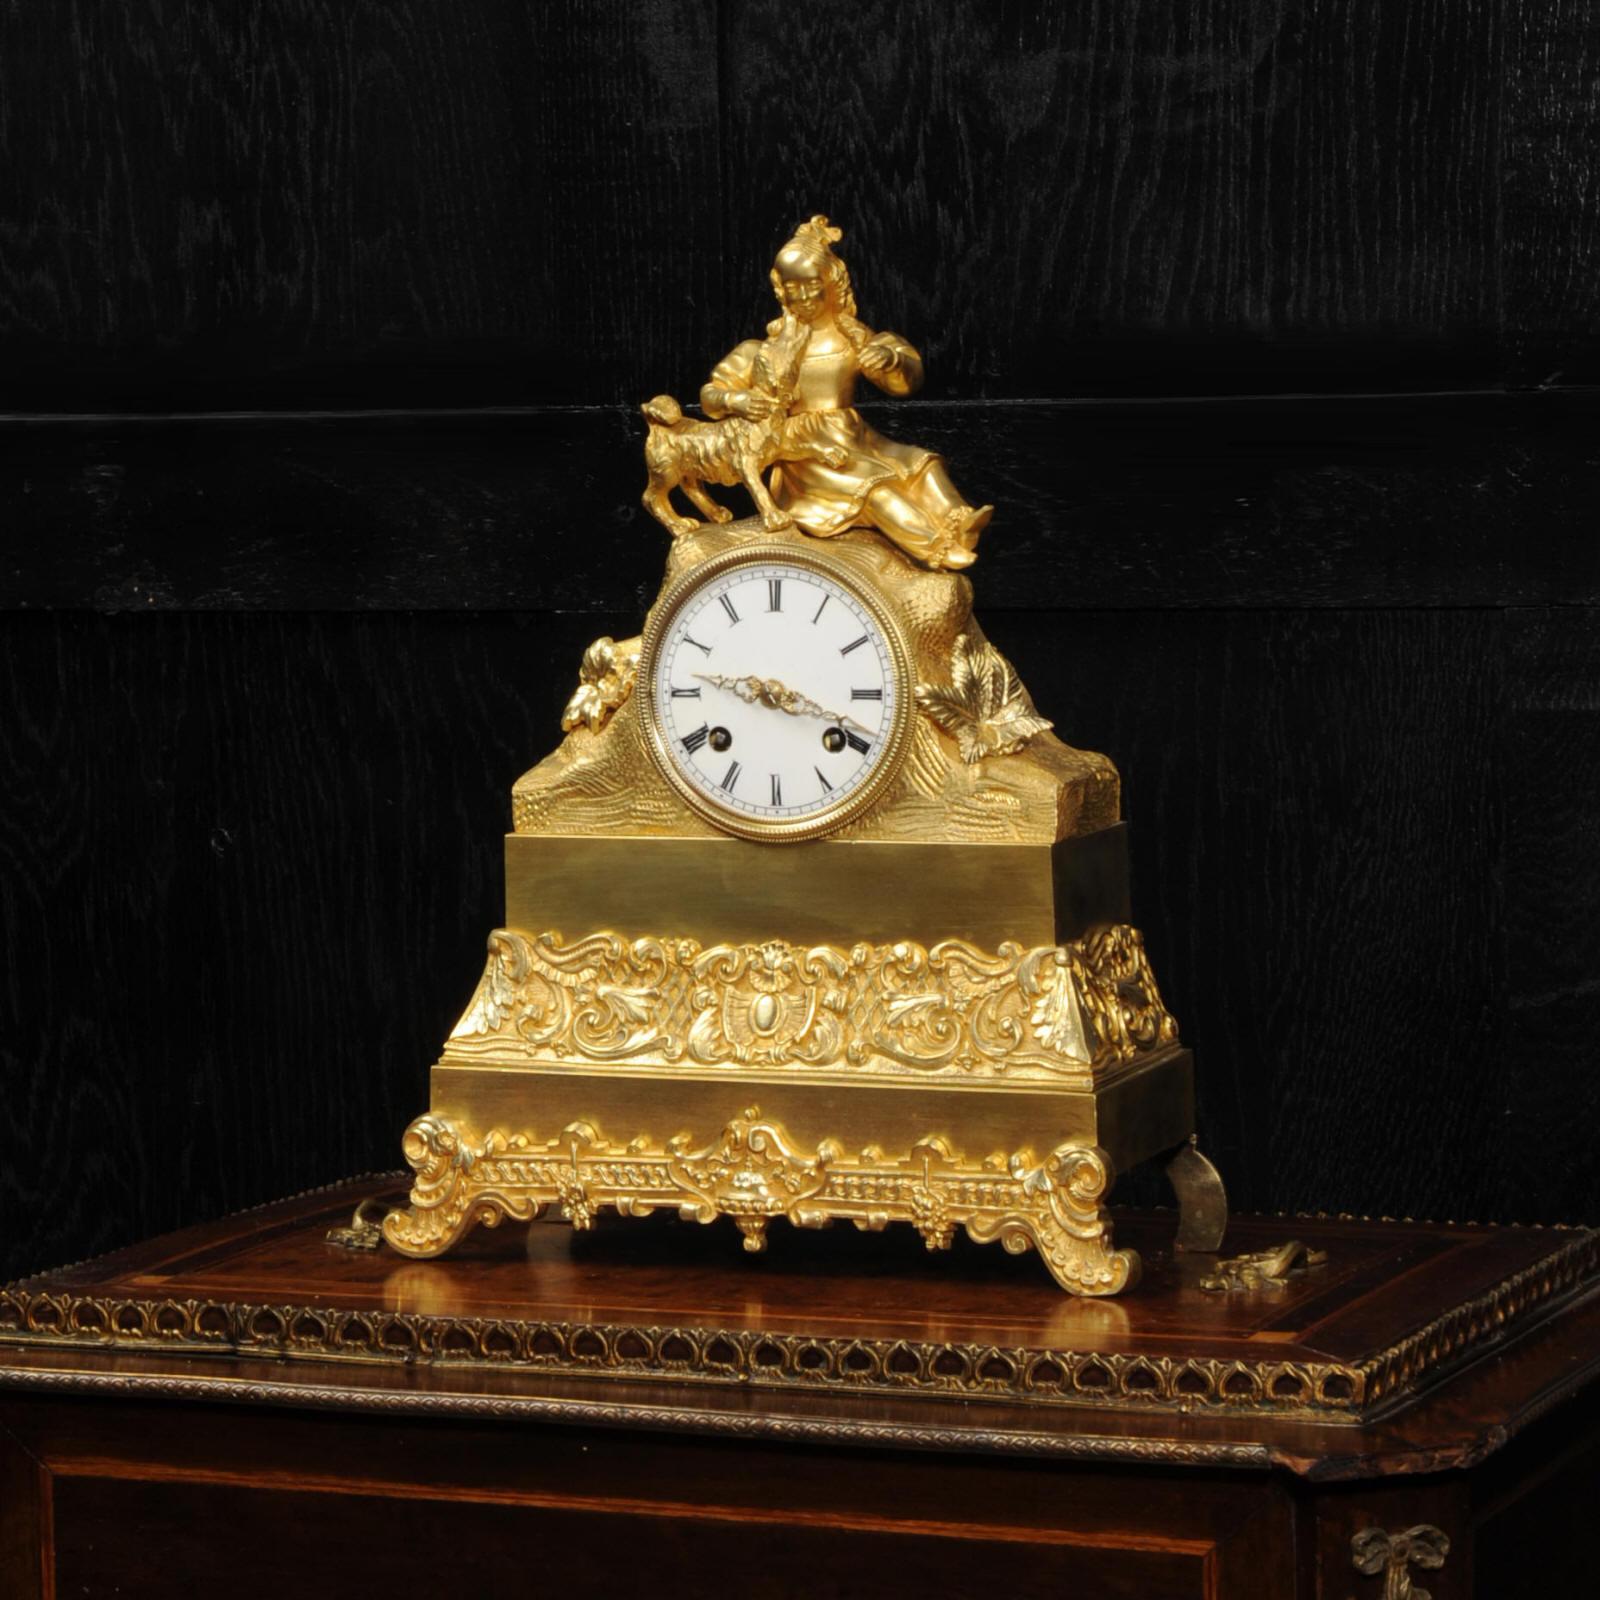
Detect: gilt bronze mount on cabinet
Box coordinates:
(383, 216, 1228, 1294)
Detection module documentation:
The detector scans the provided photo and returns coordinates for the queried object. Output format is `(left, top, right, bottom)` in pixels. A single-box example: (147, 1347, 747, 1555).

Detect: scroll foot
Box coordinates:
(381, 1114, 541, 1259)
(968, 1143, 1140, 1297)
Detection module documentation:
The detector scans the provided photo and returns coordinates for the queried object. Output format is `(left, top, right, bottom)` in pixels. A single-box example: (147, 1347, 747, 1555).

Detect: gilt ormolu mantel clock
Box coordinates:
(382, 216, 1228, 1294)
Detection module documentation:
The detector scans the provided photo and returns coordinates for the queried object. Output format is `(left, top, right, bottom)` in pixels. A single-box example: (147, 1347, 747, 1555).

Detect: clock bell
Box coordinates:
(381, 216, 1228, 1294)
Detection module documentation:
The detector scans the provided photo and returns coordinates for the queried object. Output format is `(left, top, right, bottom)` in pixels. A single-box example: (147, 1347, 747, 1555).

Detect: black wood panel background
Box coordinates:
(3, 1, 1597, 1283)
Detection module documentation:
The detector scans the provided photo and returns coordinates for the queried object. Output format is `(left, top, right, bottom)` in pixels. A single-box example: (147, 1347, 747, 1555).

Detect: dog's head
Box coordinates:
(641, 394, 684, 427)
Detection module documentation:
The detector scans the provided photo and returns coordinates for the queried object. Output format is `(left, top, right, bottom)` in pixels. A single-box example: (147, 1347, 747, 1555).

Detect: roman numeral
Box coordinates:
(840, 635, 869, 656)
(767, 579, 782, 612)
(683, 634, 711, 655)
(814, 766, 833, 792)
(681, 724, 709, 754)
(719, 761, 742, 794)
(845, 730, 871, 754)
(850, 688, 882, 701)
(670, 686, 701, 698)
(719, 594, 740, 625)
(812, 594, 830, 624)
(770, 773, 782, 806)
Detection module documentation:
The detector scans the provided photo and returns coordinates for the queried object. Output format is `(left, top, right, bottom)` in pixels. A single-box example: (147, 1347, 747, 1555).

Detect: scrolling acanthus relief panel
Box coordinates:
(443, 924, 1178, 1085)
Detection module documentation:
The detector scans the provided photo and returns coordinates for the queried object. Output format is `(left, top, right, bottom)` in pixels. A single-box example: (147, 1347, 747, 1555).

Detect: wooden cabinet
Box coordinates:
(4, 1183, 1597, 1597)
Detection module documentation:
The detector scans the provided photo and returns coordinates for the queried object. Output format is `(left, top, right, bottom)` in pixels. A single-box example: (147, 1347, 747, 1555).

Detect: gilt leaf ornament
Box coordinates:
(916, 628, 1053, 763)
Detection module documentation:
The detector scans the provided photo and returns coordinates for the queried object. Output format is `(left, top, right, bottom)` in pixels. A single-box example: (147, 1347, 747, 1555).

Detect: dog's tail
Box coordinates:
(641, 394, 684, 427)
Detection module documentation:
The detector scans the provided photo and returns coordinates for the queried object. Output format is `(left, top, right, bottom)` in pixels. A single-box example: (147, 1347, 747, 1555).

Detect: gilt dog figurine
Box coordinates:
(640, 313, 848, 537)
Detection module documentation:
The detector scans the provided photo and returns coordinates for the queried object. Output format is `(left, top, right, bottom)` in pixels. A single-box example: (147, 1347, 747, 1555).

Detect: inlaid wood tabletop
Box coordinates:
(4, 1179, 1597, 1480)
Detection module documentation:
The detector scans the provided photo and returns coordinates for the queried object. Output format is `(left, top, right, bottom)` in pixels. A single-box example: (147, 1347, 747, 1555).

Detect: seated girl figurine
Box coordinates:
(699, 216, 992, 572)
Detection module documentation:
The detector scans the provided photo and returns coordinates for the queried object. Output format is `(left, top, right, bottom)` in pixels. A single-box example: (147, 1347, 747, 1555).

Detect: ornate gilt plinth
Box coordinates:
(382, 920, 1226, 1295)
(387, 1110, 1141, 1293)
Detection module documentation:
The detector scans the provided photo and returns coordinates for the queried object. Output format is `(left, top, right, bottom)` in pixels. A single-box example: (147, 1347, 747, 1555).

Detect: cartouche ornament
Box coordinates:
(382, 215, 1228, 1293)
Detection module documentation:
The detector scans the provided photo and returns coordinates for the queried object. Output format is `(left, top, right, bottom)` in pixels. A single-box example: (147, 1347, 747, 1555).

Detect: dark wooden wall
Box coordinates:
(3, 1, 1598, 1282)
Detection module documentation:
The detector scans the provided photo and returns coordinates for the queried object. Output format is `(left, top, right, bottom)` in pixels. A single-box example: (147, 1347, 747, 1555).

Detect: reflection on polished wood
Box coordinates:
(5, 1187, 1599, 1598)
(5, 1181, 1597, 1432)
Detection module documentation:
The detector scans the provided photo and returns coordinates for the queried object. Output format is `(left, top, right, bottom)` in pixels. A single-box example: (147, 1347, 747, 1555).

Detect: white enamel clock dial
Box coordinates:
(639, 544, 914, 842)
